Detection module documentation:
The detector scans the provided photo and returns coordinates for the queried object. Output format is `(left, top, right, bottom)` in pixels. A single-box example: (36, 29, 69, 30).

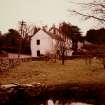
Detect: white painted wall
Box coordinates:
(31, 29, 78, 57)
(65, 49, 74, 56)
(31, 30, 56, 57)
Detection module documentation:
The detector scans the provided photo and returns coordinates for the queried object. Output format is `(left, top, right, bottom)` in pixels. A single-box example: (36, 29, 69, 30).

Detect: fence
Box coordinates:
(0, 57, 32, 72)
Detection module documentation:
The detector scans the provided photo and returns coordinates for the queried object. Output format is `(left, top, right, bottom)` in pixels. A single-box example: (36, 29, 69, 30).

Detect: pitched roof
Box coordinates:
(43, 30, 63, 41)
(32, 29, 64, 41)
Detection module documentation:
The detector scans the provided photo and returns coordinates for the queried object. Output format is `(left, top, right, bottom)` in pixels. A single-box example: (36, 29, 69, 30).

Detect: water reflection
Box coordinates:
(47, 99, 93, 105)
(70, 102, 92, 105)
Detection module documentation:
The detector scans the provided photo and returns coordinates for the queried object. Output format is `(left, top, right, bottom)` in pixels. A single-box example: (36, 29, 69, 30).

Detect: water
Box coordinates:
(70, 102, 92, 105)
(47, 99, 93, 105)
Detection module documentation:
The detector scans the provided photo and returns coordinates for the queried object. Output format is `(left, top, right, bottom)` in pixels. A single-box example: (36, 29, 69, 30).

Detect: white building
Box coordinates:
(31, 29, 62, 58)
(31, 28, 83, 58)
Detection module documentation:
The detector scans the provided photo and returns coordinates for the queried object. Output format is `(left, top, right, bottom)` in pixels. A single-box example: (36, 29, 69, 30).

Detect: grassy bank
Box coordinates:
(0, 59, 105, 85)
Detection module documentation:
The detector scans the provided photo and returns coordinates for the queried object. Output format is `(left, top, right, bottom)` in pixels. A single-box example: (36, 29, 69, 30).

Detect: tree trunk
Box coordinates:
(62, 48, 65, 65)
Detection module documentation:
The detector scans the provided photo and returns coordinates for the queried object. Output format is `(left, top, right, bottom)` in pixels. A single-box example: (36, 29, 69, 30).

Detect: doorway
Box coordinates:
(37, 50, 40, 56)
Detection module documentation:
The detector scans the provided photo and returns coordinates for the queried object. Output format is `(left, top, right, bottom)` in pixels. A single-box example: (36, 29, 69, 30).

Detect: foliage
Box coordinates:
(5, 29, 21, 46)
(0, 29, 21, 53)
(18, 21, 40, 55)
(0, 35, 6, 47)
(0, 21, 40, 54)
(59, 22, 82, 51)
(86, 28, 105, 44)
(48, 22, 82, 64)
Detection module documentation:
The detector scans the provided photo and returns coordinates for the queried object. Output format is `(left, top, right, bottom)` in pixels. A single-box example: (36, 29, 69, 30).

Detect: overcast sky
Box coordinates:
(0, 0, 96, 34)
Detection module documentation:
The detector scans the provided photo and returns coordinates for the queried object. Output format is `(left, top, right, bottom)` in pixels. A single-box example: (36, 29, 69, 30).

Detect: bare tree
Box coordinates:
(69, 0, 105, 23)
(69, 0, 105, 68)
(18, 20, 39, 57)
(44, 25, 65, 64)
(56, 40, 66, 65)
(18, 21, 39, 38)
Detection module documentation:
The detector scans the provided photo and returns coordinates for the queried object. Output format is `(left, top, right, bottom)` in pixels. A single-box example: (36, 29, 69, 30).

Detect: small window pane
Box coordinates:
(37, 40, 40, 45)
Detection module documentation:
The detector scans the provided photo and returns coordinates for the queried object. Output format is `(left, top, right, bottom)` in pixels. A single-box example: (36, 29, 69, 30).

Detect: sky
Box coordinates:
(0, 0, 97, 34)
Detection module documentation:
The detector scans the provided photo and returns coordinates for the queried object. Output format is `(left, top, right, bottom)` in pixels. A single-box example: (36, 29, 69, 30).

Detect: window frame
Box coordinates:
(36, 39, 40, 45)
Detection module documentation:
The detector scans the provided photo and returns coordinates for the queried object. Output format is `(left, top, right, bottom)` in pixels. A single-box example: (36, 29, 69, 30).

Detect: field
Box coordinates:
(0, 59, 105, 86)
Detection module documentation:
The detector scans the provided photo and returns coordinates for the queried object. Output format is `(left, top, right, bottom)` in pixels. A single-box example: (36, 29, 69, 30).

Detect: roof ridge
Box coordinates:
(43, 29, 63, 40)
(32, 29, 63, 41)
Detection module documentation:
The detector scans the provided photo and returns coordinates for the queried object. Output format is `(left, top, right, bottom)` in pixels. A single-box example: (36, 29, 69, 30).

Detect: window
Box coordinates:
(37, 50, 40, 56)
(36, 39, 40, 45)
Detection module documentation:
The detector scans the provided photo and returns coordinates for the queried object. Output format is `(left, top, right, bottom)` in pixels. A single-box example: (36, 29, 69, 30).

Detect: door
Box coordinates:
(37, 50, 40, 56)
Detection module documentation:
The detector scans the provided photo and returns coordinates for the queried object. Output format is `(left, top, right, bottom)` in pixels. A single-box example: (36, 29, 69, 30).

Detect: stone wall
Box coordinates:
(0, 83, 105, 105)
(0, 57, 32, 72)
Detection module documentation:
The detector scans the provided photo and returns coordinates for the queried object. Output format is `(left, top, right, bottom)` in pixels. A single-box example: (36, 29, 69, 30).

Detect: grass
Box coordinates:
(0, 59, 105, 85)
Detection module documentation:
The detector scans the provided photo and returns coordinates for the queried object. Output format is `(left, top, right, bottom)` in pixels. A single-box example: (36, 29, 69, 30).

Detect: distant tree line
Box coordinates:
(85, 28, 105, 44)
(0, 29, 22, 54)
(1, 21, 105, 56)
(84, 28, 105, 54)
(0, 21, 40, 55)
(0, 21, 83, 56)
(59, 22, 83, 51)
(0, 28, 38, 54)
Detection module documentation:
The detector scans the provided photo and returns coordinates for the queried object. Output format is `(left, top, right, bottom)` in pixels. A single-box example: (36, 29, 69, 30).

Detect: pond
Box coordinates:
(47, 99, 93, 105)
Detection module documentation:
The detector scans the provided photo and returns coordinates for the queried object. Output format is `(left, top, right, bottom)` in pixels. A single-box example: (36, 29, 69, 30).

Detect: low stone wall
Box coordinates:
(0, 83, 105, 105)
(0, 57, 32, 72)
(0, 83, 46, 105)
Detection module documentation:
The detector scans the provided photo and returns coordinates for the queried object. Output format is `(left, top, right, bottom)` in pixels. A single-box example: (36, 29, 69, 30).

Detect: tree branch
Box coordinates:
(70, 10, 105, 22)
